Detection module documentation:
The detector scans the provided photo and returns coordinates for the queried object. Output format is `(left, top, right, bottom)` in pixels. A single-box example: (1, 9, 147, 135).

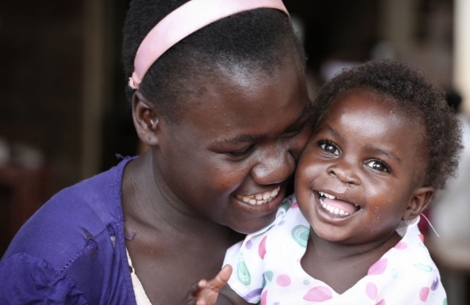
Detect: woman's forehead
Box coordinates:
(170, 64, 310, 137)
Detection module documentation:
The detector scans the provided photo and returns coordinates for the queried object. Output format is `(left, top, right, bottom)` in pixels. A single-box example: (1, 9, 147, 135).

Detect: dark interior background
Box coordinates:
(1, 3, 462, 299)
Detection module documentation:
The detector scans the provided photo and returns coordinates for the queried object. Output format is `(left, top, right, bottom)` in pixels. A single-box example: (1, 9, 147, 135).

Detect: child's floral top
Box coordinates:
(223, 195, 447, 305)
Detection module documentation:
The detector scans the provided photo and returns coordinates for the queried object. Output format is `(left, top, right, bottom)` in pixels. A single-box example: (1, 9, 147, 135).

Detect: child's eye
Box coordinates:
(319, 141, 340, 155)
(365, 160, 390, 172)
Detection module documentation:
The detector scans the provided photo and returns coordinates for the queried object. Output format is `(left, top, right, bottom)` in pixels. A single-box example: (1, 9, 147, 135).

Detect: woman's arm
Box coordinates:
(0, 253, 88, 304)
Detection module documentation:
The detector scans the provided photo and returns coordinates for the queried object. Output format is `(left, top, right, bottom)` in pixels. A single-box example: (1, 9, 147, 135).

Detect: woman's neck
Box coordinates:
(122, 152, 240, 243)
(122, 153, 243, 305)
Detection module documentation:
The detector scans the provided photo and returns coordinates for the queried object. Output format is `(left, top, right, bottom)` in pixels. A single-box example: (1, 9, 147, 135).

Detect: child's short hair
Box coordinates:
(312, 59, 462, 190)
(122, 0, 305, 121)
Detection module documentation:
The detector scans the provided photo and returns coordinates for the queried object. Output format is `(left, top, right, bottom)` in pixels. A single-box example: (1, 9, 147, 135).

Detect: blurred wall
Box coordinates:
(0, 0, 460, 197)
(0, 0, 83, 190)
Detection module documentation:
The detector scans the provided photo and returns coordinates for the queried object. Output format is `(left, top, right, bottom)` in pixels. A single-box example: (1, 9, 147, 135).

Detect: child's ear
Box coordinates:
(402, 186, 435, 221)
(132, 91, 160, 146)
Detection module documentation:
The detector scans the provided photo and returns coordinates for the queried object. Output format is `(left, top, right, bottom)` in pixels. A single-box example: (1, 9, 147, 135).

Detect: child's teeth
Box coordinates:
(319, 191, 336, 199)
(318, 191, 351, 217)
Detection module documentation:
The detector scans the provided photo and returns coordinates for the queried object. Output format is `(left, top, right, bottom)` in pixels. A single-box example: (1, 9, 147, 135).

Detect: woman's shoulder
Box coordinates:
(49, 156, 133, 223)
(42, 156, 134, 223)
(1, 157, 135, 301)
(0, 158, 137, 303)
(59, 156, 134, 215)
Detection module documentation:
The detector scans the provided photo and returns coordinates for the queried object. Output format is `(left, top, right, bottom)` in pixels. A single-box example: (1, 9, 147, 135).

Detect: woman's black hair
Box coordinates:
(312, 59, 462, 190)
(122, 0, 306, 121)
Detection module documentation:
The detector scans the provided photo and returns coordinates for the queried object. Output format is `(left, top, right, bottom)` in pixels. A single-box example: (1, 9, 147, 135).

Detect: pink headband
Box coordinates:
(129, 0, 289, 89)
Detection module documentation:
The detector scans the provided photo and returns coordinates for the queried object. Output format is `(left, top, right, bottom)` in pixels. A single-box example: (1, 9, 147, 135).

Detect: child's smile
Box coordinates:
(295, 88, 430, 246)
(317, 190, 360, 217)
(308, 188, 363, 229)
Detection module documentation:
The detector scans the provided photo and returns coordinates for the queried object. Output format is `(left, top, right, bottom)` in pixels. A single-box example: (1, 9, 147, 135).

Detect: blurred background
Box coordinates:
(0, 0, 469, 303)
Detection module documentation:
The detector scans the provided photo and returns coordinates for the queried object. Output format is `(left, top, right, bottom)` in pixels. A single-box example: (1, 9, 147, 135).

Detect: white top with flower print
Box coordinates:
(223, 195, 447, 305)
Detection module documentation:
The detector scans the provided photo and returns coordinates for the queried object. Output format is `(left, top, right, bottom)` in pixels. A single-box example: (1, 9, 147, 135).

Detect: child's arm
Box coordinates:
(188, 265, 251, 305)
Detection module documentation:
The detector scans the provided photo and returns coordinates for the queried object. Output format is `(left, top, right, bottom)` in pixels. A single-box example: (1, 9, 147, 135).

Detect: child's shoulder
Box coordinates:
(381, 220, 443, 291)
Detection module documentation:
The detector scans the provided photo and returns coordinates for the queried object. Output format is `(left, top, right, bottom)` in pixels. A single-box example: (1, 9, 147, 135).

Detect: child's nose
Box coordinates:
(251, 144, 295, 185)
(327, 160, 361, 187)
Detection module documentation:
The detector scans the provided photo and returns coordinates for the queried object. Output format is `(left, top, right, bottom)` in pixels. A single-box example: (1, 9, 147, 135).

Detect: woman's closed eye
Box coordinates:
(282, 120, 310, 138)
(319, 140, 340, 156)
(226, 145, 255, 158)
(365, 160, 390, 172)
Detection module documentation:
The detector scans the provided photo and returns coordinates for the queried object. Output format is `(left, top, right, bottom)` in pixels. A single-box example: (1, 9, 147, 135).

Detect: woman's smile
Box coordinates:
(236, 186, 281, 206)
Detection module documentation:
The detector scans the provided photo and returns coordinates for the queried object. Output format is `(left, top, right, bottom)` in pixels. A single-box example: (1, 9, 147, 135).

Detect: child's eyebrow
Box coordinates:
(316, 124, 343, 140)
(365, 145, 402, 162)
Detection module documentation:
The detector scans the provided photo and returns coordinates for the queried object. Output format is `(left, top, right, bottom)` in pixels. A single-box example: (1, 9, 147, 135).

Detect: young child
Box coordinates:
(0, 0, 313, 304)
(191, 59, 461, 305)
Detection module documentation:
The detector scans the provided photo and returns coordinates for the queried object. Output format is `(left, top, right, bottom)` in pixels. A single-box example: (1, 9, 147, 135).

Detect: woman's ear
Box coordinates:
(132, 91, 160, 146)
(402, 186, 435, 221)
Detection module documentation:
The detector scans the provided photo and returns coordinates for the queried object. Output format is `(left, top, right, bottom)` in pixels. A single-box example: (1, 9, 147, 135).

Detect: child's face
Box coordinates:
(295, 88, 429, 245)
(154, 59, 312, 234)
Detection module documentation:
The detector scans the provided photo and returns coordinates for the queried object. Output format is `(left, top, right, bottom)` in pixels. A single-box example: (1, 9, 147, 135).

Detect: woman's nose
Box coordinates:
(251, 144, 296, 185)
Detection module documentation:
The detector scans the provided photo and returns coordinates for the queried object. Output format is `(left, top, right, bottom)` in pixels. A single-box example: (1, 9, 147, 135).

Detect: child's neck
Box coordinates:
(301, 228, 402, 294)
